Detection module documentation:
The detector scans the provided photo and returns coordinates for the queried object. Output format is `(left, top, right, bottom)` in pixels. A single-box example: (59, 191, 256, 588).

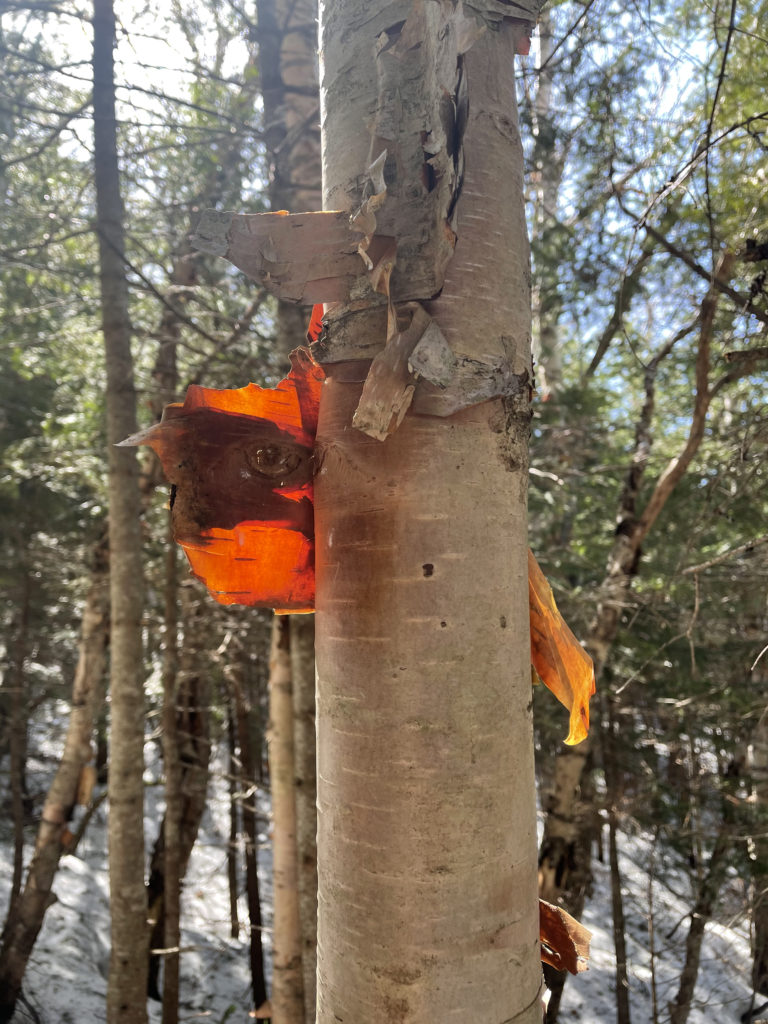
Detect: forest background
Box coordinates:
(1, 0, 768, 1022)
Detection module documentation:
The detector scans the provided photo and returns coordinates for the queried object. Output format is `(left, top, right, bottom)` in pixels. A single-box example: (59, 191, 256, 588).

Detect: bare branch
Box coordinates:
(636, 252, 736, 545)
(723, 345, 768, 364)
(616, 318, 697, 526)
(682, 536, 768, 576)
(583, 247, 654, 377)
(703, 0, 738, 255)
(1, 100, 90, 169)
(642, 221, 768, 326)
(638, 109, 768, 226)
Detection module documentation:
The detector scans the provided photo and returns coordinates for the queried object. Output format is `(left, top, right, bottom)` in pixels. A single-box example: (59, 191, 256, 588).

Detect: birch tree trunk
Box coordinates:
(93, 1, 148, 1019)
(268, 616, 305, 1022)
(256, 5, 321, 1016)
(314, 5, 541, 1020)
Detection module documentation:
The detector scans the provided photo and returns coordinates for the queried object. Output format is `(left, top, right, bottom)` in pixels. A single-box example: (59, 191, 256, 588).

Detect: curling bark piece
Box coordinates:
(119, 350, 323, 611)
(190, 208, 369, 306)
(188, 5, 541, 437)
(317, 1, 536, 427)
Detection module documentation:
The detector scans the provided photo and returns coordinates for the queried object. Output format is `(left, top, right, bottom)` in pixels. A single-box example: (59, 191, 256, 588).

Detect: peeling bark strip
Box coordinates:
(191, 209, 366, 305)
(466, 0, 546, 22)
(539, 900, 591, 975)
(319, 3, 469, 301)
(191, 2, 540, 433)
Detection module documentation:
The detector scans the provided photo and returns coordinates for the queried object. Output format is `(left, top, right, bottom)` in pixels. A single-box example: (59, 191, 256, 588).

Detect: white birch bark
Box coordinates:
(314, 5, 541, 1020)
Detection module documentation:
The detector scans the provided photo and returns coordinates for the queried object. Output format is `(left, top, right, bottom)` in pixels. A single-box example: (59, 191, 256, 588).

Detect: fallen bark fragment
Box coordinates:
(539, 898, 591, 974)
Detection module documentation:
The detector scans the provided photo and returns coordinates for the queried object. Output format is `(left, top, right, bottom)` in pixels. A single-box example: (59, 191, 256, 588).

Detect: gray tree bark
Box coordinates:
(160, 539, 181, 1024)
(93, 1, 149, 1019)
(257, 0, 321, 218)
(230, 642, 269, 1014)
(290, 614, 318, 1023)
(743, 671, 768, 1019)
(146, 582, 212, 1003)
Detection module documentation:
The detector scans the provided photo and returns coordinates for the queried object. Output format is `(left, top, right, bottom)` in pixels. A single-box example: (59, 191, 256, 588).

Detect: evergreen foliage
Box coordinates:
(1, 0, 767, 1019)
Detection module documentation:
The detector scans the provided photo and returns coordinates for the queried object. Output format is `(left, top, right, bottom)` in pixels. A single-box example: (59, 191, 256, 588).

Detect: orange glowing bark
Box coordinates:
(122, 340, 594, 741)
(528, 549, 595, 745)
(120, 349, 323, 611)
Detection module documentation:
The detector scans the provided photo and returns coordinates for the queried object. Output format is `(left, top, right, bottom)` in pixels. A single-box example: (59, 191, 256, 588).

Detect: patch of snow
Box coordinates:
(1, 743, 273, 1024)
(1, 731, 757, 1023)
(559, 825, 754, 1023)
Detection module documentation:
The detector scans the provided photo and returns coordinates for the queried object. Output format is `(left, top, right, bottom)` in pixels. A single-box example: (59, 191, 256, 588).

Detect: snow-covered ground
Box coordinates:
(1, 729, 274, 1024)
(1, 722, 758, 1023)
(558, 823, 755, 1022)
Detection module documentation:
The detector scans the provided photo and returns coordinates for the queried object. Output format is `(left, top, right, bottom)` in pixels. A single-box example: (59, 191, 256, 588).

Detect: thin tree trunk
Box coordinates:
(227, 702, 241, 940)
(542, 751, 596, 1024)
(290, 614, 317, 1023)
(6, 565, 31, 916)
(747, 701, 768, 1012)
(668, 827, 730, 1024)
(0, 536, 109, 1023)
(93, 0, 149, 1017)
(231, 649, 269, 1015)
(315, 8, 540, 1021)
(161, 537, 181, 1024)
(608, 812, 631, 1024)
(146, 583, 211, 1001)
(256, 0, 321, 219)
(530, 8, 566, 398)
(647, 825, 661, 1024)
(604, 695, 631, 1024)
(268, 615, 305, 1022)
